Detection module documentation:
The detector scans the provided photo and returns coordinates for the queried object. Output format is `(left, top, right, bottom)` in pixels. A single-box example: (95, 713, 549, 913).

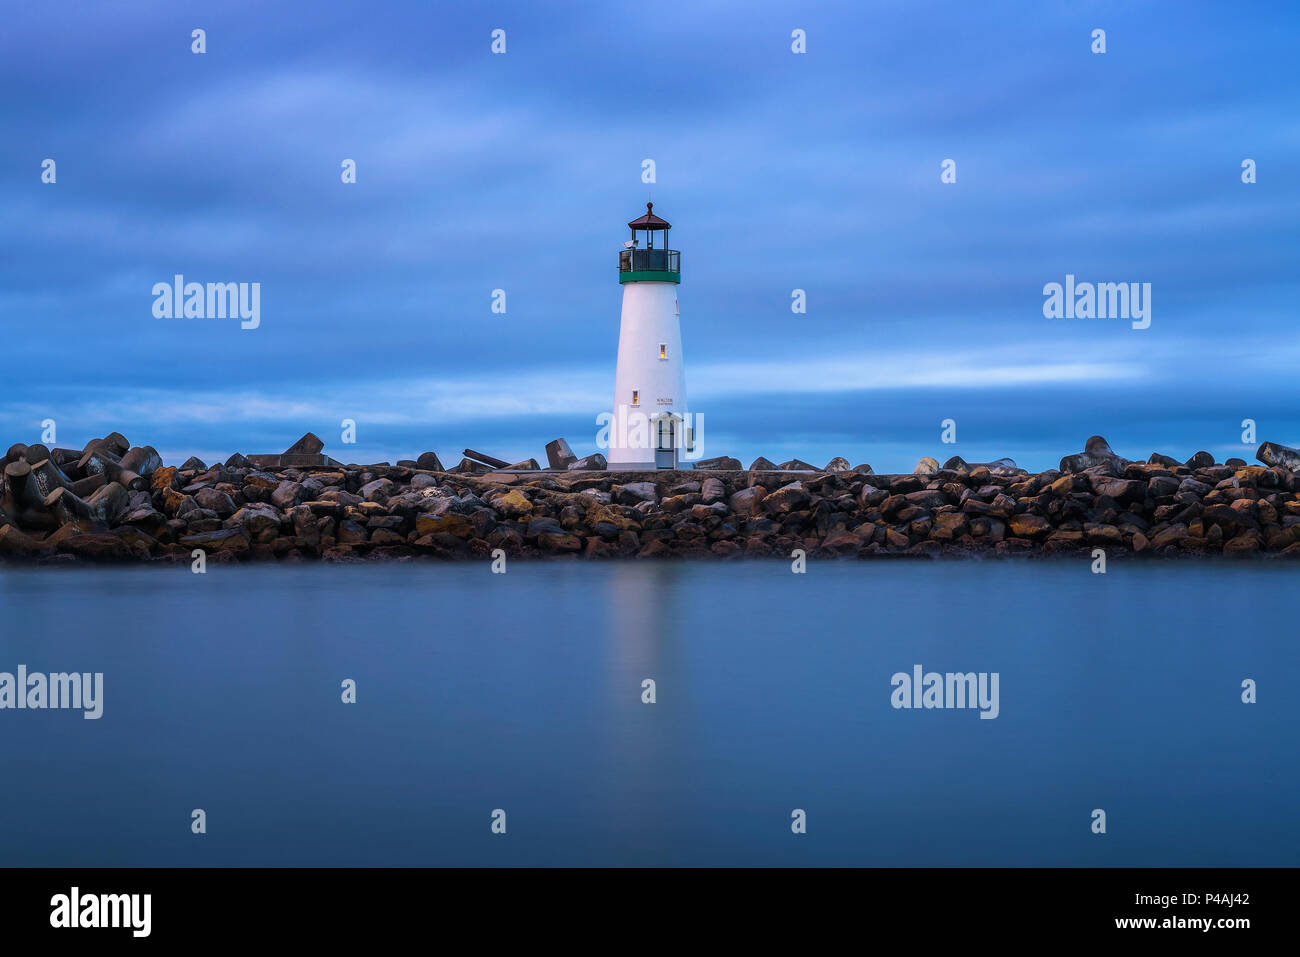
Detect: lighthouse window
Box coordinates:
(659, 343, 667, 360)
(631, 390, 639, 407)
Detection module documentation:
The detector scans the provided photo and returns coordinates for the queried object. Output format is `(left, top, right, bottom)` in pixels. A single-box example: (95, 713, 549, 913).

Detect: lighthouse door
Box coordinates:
(655, 415, 677, 469)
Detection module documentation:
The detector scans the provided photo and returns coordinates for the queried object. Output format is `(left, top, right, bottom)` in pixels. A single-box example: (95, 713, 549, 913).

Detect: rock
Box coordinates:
(851, 463, 875, 474)
(823, 457, 850, 473)
(777, 459, 818, 471)
(225, 452, 250, 468)
(1224, 457, 1247, 468)
(119, 446, 163, 476)
(180, 456, 207, 471)
(226, 504, 282, 541)
(416, 451, 445, 471)
(86, 481, 130, 524)
(492, 489, 533, 518)
(1060, 436, 1128, 473)
(415, 512, 475, 537)
(359, 478, 394, 501)
(0, 524, 44, 557)
(762, 481, 812, 515)
(700, 477, 726, 504)
(450, 458, 490, 474)
(729, 486, 766, 515)
(337, 520, 368, 544)
(180, 527, 251, 553)
(1148, 452, 1180, 468)
(545, 438, 578, 470)
(930, 512, 968, 540)
(270, 481, 303, 509)
(748, 457, 778, 471)
(567, 453, 607, 470)
(913, 457, 940, 475)
(1008, 514, 1051, 539)
(99, 433, 130, 456)
(61, 533, 137, 561)
(537, 530, 582, 551)
(505, 459, 541, 471)
(1223, 529, 1261, 556)
(285, 433, 325, 455)
(1084, 523, 1124, 546)
(1257, 441, 1300, 471)
(1150, 524, 1188, 549)
(150, 466, 179, 493)
(693, 456, 742, 470)
(942, 456, 970, 473)
(616, 482, 657, 505)
(1089, 476, 1146, 502)
(1185, 450, 1215, 468)
(194, 487, 236, 517)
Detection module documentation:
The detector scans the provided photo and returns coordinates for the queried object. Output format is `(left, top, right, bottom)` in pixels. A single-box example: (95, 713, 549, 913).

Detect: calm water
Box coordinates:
(0, 558, 1295, 867)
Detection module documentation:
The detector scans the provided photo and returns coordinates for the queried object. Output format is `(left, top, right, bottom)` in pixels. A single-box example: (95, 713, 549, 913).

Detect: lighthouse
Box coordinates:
(608, 202, 691, 470)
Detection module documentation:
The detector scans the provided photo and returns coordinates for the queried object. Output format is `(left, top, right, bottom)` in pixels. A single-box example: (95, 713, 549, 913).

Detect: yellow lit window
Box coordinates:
(632, 390, 639, 406)
(659, 343, 667, 360)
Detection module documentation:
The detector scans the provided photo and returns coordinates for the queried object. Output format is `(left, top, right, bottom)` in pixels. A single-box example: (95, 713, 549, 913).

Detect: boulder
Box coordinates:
(568, 453, 608, 470)
(693, 456, 742, 470)
(86, 482, 130, 524)
(180, 527, 251, 553)
(729, 486, 766, 515)
(271, 481, 303, 510)
(777, 459, 818, 471)
(545, 438, 578, 470)
(450, 458, 490, 475)
(1185, 450, 1215, 469)
(285, 433, 325, 455)
(616, 482, 657, 505)
(505, 459, 541, 471)
(226, 504, 282, 541)
(225, 452, 250, 468)
(0, 524, 44, 557)
(1257, 441, 1300, 471)
(119, 446, 163, 476)
(762, 481, 812, 515)
(700, 477, 726, 504)
(180, 456, 207, 471)
(416, 451, 445, 472)
(748, 457, 778, 471)
(61, 533, 136, 561)
(359, 478, 394, 501)
(194, 487, 237, 517)
(1060, 436, 1128, 474)
(823, 457, 850, 473)
(1008, 514, 1051, 539)
(913, 457, 940, 476)
(491, 489, 533, 518)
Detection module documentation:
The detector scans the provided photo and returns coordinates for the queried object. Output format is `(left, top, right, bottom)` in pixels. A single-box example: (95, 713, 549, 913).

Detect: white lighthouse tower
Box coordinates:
(608, 202, 690, 470)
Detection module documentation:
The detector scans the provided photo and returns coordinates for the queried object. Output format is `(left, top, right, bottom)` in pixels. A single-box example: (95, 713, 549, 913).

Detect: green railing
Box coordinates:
(619, 248, 680, 274)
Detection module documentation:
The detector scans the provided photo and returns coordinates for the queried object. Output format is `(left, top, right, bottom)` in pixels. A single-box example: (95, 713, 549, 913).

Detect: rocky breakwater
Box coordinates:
(4, 433, 1300, 563)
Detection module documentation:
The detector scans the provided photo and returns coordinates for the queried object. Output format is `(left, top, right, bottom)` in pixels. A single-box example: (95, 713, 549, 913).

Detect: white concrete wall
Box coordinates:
(608, 280, 688, 468)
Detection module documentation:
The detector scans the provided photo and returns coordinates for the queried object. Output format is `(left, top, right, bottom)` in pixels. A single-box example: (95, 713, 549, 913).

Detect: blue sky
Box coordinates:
(2, 0, 1297, 471)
